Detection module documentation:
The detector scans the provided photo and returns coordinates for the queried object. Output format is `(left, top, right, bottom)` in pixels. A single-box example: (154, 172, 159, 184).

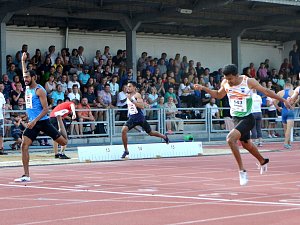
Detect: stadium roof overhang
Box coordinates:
(1, 0, 300, 42)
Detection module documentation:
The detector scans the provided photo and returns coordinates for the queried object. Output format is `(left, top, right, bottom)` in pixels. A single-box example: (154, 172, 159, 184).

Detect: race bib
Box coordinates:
(25, 93, 33, 109)
(127, 99, 138, 115)
(231, 98, 247, 112)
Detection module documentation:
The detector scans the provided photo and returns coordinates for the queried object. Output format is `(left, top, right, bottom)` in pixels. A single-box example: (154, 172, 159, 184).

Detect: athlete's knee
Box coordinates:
(226, 134, 237, 145)
(121, 126, 128, 135)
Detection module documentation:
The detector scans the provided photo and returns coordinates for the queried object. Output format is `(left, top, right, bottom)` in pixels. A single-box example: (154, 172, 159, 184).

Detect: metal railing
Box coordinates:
(3, 106, 300, 145)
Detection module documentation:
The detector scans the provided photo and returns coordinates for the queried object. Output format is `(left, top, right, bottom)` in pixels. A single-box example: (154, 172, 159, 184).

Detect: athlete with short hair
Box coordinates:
(121, 81, 169, 159)
(14, 53, 68, 182)
(50, 100, 76, 159)
(194, 64, 291, 185)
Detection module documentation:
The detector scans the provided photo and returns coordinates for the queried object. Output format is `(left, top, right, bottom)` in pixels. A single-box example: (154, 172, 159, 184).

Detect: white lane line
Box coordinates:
(0, 183, 300, 207)
(166, 207, 300, 225)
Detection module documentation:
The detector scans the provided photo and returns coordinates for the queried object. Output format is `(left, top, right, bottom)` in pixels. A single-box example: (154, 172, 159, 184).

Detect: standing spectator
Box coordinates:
(249, 62, 256, 78)
(112, 49, 124, 72)
(157, 58, 167, 76)
(45, 45, 57, 66)
(16, 44, 30, 70)
(137, 52, 148, 72)
(266, 93, 278, 138)
(280, 58, 291, 78)
(102, 46, 111, 65)
(78, 46, 87, 66)
(195, 62, 205, 76)
(257, 63, 268, 82)
(0, 87, 7, 155)
(31, 49, 42, 69)
(109, 75, 119, 106)
(117, 84, 128, 121)
(289, 44, 300, 79)
(251, 91, 263, 146)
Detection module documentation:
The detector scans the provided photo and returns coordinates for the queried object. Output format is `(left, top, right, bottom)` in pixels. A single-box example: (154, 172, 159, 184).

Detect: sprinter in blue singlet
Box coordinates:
(276, 82, 295, 149)
(121, 81, 169, 159)
(14, 52, 68, 182)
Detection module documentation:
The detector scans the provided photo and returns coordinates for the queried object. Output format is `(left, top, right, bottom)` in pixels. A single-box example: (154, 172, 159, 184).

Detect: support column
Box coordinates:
(120, 19, 141, 81)
(231, 29, 245, 74)
(0, 13, 12, 76)
(65, 26, 69, 48)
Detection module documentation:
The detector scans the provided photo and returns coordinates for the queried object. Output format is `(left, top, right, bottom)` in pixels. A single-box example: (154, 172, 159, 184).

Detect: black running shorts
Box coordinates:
(124, 117, 152, 134)
(232, 114, 255, 142)
(23, 119, 61, 142)
(49, 117, 67, 130)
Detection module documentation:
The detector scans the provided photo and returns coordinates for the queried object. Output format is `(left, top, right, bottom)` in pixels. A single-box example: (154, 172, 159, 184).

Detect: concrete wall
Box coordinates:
(6, 26, 288, 72)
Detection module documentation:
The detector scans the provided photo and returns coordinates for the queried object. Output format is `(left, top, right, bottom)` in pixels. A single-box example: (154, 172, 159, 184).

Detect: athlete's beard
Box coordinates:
(25, 80, 32, 86)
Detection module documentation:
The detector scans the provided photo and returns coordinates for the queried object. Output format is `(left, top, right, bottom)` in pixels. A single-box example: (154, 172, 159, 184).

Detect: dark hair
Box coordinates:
(64, 97, 70, 102)
(223, 64, 238, 76)
(26, 70, 36, 77)
(128, 81, 137, 87)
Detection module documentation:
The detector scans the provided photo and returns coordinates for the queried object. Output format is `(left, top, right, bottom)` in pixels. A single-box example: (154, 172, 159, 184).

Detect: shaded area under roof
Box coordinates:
(1, 0, 300, 42)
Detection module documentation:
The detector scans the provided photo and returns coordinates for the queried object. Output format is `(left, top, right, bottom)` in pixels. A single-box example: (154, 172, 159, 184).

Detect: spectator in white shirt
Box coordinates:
(251, 91, 263, 146)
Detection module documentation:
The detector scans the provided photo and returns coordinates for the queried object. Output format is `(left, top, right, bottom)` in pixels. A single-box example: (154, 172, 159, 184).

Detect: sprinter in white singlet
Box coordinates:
(194, 64, 291, 186)
(121, 81, 169, 159)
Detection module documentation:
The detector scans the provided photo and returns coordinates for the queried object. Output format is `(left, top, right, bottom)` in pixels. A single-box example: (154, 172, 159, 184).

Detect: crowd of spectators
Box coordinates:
(2, 43, 300, 140)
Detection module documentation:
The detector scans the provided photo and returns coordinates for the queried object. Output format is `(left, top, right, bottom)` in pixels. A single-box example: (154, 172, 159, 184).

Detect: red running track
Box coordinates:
(0, 144, 300, 225)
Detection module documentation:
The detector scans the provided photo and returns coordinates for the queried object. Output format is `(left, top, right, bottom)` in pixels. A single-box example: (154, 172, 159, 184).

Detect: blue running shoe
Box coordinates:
(121, 151, 129, 159)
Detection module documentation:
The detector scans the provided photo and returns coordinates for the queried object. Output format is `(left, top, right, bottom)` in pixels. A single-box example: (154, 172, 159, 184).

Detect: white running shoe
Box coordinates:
(14, 175, 31, 182)
(54, 109, 69, 117)
(239, 170, 248, 186)
(259, 158, 269, 175)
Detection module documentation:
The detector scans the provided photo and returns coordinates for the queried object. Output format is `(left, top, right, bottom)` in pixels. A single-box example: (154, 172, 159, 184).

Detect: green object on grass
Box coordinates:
(184, 135, 194, 142)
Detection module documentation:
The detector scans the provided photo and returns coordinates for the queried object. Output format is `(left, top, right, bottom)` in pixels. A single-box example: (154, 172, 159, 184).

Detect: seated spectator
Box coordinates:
(31, 49, 42, 70)
(178, 77, 195, 107)
(98, 84, 114, 120)
(93, 50, 102, 69)
(155, 77, 165, 96)
(164, 87, 178, 105)
(2, 74, 12, 100)
(9, 115, 26, 150)
(12, 97, 26, 116)
(68, 84, 81, 101)
(77, 97, 95, 136)
(11, 75, 23, 91)
(249, 62, 256, 78)
(69, 48, 80, 74)
(11, 82, 25, 108)
(68, 73, 81, 92)
(280, 58, 291, 78)
(78, 65, 90, 88)
(51, 84, 65, 107)
(205, 98, 220, 120)
(45, 74, 56, 96)
(7, 63, 18, 81)
(273, 73, 285, 89)
(38, 58, 53, 86)
(57, 74, 68, 95)
(164, 96, 184, 133)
